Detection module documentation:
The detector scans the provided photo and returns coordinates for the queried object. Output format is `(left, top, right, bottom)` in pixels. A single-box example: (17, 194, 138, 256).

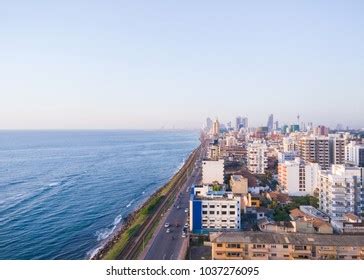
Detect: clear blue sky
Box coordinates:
(1, 0, 363, 129)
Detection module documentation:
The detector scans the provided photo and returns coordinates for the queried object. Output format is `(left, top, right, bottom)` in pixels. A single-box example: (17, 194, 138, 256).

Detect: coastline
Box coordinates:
(90, 145, 200, 260)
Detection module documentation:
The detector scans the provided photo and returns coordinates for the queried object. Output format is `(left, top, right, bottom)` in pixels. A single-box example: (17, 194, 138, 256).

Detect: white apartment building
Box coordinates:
(277, 151, 298, 163)
(202, 159, 225, 184)
(247, 141, 268, 174)
(345, 141, 364, 167)
(319, 165, 363, 219)
(282, 137, 299, 153)
(278, 158, 320, 196)
(190, 185, 241, 232)
(225, 135, 237, 147)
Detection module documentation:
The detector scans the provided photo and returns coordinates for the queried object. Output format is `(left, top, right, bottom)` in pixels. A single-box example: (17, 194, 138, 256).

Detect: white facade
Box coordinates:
(345, 141, 364, 167)
(319, 165, 363, 219)
(282, 137, 299, 153)
(225, 135, 237, 147)
(202, 159, 224, 184)
(277, 151, 298, 163)
(247, 141, 268, 174)
(190, 185, 241, 231)
(278, 158, 319, 196)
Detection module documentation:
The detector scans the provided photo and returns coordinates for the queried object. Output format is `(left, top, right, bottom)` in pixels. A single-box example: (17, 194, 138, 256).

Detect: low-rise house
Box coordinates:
(290, 208, 333, 234)
(258, 218, 296, 233)
(265, 191, 292, 205)
(331, 213, 364, 235)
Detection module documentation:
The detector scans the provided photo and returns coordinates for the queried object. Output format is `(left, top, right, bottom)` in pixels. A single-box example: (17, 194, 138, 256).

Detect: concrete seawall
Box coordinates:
(91, 145, 200, 260)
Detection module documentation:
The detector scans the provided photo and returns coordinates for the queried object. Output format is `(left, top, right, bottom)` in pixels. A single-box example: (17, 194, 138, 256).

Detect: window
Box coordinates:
(222, 211, 227, 215)
(230, 211, 235, 215)
(210, 205, 215, 208)
(271, 245, 276, 249)
(227, 252, 241, 257)
(202, 211, 207, 214)
(283, 245, 289, 249)
(230, 205, 235, 208)
(227, 244, 241, 249)
(222, 205, 227, 208)
(209, 211, 215, 214)
(202, 205, 207, 208)
(271, 253, 277, 257)
(284, 254, 290, 258)
(217, 244, 223, 248)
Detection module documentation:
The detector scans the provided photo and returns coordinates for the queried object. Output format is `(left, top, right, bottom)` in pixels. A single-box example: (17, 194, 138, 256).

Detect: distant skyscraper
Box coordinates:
(267, 114, 274, 132)
(235, 116, 242, 131)
(274, 121, 279, 131)
(242, 117, 249, 129)
(236, 116, 248, 130)
(206, 117, 213, 131)
(212, 118, 220, 136)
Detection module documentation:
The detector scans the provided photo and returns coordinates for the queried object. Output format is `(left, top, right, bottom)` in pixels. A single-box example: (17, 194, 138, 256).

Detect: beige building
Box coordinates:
(202, 159, 225, 185)
(299, 136, 330, 170)
(212, 119, 220, 137)
(230, 175, 248, 195)
(329, 134, 346, 165)
(211, 232, 364, 260)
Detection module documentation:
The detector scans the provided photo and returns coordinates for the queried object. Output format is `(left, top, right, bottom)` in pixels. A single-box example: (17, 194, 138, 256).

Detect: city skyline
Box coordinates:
(1, 1, 364, 130)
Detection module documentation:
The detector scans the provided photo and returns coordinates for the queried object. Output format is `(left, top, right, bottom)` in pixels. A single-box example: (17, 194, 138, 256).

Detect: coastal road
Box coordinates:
(142, 146, 205, 260)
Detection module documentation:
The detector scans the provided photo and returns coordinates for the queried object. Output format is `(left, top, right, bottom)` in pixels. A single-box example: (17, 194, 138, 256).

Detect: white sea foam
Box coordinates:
(95, 214, 123, 242)
(86, 245, 103, 259)
(113, 214, 122, 226)
(126, 199, 135, 208)
(48, 182, 60, 187)
(95, 227, 114, 241)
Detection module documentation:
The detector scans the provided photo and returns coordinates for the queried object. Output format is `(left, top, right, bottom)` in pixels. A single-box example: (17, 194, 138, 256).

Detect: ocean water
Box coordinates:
(0, 130, 199, 260)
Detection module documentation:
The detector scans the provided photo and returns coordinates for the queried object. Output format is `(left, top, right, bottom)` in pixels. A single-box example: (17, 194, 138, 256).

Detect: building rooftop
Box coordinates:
(231, 175, 247, 181)
(210, 232, 364, 246)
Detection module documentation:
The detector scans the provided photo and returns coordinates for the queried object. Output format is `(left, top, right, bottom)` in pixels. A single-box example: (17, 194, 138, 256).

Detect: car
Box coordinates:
(166, 228, 171, 233)
(176, 205, 180, 209)
(184, 208, 188, 213)
(184, 222, 188, 228)
(181, 232, 187, 238)
(164, 223, 170, 228)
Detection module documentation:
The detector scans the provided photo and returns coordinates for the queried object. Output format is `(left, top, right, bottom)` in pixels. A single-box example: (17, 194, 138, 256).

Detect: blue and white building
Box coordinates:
(189, 185, 241, 233)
